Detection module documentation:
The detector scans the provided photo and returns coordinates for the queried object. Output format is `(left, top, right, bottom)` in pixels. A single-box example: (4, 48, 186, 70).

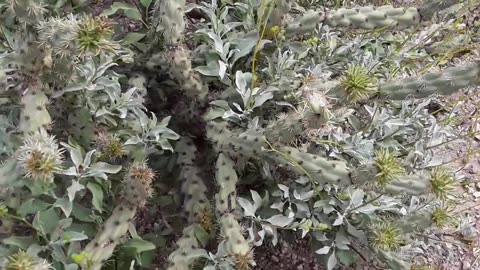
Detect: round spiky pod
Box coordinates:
(431, 206, 451, 228)
(429, 168, 455, 199)
(3, 250, 51, 270)
(4, 250, 34, 270)
(16, 129, 64, 182)
(95, 130, 126, 162)
(76, 16, 115, 56)
(374, 149, 405, 186)
(369, 221, 403, 251)
(123, 162, 155, 208)
(339, 64, 377, 103)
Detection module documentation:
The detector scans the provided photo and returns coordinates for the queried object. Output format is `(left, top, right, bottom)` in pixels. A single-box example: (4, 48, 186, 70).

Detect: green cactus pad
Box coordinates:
(151, 0, 186, 45)
(380, 62, 480, 100)
(268, 146, 352, 186)
(215, 153, 239, 213)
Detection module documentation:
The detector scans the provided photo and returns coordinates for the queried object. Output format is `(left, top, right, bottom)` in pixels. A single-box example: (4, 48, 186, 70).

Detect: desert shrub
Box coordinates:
(0, 0, 479, 269)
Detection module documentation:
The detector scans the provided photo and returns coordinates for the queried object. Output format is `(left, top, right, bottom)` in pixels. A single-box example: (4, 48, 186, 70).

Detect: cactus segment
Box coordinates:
(147, 49, 207, 101)
(176, 137, 211, 225)
(19, 90, 51, 134)
(150, 0, 186, 45)
(81, 203, 136, 270)
(268, 0, 292, 27)
(419, 0, 459, 19)
(269, 146, 351, 185)
(384, 175, 431, 195)
(326, 6, 420, 30)
(167, 224, 207, 270)
(206, 121, 265, 159)
(123, 162, 155, 208)
(380, 62, 480, 100)
(215, 154, 239, 213)
(220, 214, 252, 269)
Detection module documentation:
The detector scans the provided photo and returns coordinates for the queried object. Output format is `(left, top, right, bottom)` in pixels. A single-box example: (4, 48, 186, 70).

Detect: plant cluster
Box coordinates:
(0, 0, 479, 269)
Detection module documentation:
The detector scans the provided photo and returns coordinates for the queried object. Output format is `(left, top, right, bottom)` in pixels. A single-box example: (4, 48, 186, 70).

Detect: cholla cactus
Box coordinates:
(150, 0, 186, 45)
(167, 224, 206, 270)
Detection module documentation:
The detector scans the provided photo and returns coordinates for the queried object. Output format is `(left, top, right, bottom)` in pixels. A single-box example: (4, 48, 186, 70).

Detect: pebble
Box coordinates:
(272, 256, 279, 263)
(473, 191, 480, 198)
(463, 262, 471, 269)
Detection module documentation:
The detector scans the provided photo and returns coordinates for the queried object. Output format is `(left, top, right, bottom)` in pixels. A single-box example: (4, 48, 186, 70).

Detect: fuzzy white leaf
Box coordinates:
(237, 197, 256, 217)
(315, 246, 331, 255)
(267, 214, 293, 227)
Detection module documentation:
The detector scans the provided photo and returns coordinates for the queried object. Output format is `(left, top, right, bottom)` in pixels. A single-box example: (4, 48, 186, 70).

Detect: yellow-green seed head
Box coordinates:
(374, 149, 405, 186)
(369, 221, 403, 251)
(431, 206, 451, 228)
(77, 16, 115, 56)
(340, 64, 377, 103)
(95, 131, 126, 162)
(5, 250, 37, 270)
(430, 168, 455, 199)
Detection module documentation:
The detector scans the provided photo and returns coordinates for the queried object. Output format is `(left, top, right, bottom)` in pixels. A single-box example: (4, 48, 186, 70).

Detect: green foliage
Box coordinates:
(0, 0, 478, 270)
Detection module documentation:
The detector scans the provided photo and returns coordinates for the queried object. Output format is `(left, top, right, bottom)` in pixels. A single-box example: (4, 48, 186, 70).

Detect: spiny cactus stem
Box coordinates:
(264, 139, 318, 192)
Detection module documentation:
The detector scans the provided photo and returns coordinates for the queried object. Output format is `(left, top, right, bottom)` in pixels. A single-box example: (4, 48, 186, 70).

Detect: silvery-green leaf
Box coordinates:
(250, 190, 262, 210)
(87, 182, 104, 212)
(335, 230, 351, 250)
(262, 224, 278, 246)
(238, 197, 255, 217)
(90, 162, 122, 174)
(294, 190, 314, 201)
(315, 246, 330, 255)
(349, 189, 365, 208)
(54, 231, 88, 244)
(83, 150, 96, 167)
(33, 208, 60, 236)
(61, 142, 83, 168)
(346, 223, 367, 244)
(125, 136, 142, 145)
(235, 70, 247, 93)
(333, 213, 344, 226)
(270, 201, 286, 212)
(277, 184, 289, 198)
(327, 251, 338, 270)
(67, 181, 84, 202)
(218, 60, 227, 79)
(267, 214, 293, 227)
(54, 198, 73, 217)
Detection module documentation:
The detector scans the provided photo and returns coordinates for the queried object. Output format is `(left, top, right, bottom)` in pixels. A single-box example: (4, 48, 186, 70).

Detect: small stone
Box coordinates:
(272, 256, 279, 263)
(463, 262, 471, 269)
(473, 191, 480, 198)
(297, 265, 304, 270)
